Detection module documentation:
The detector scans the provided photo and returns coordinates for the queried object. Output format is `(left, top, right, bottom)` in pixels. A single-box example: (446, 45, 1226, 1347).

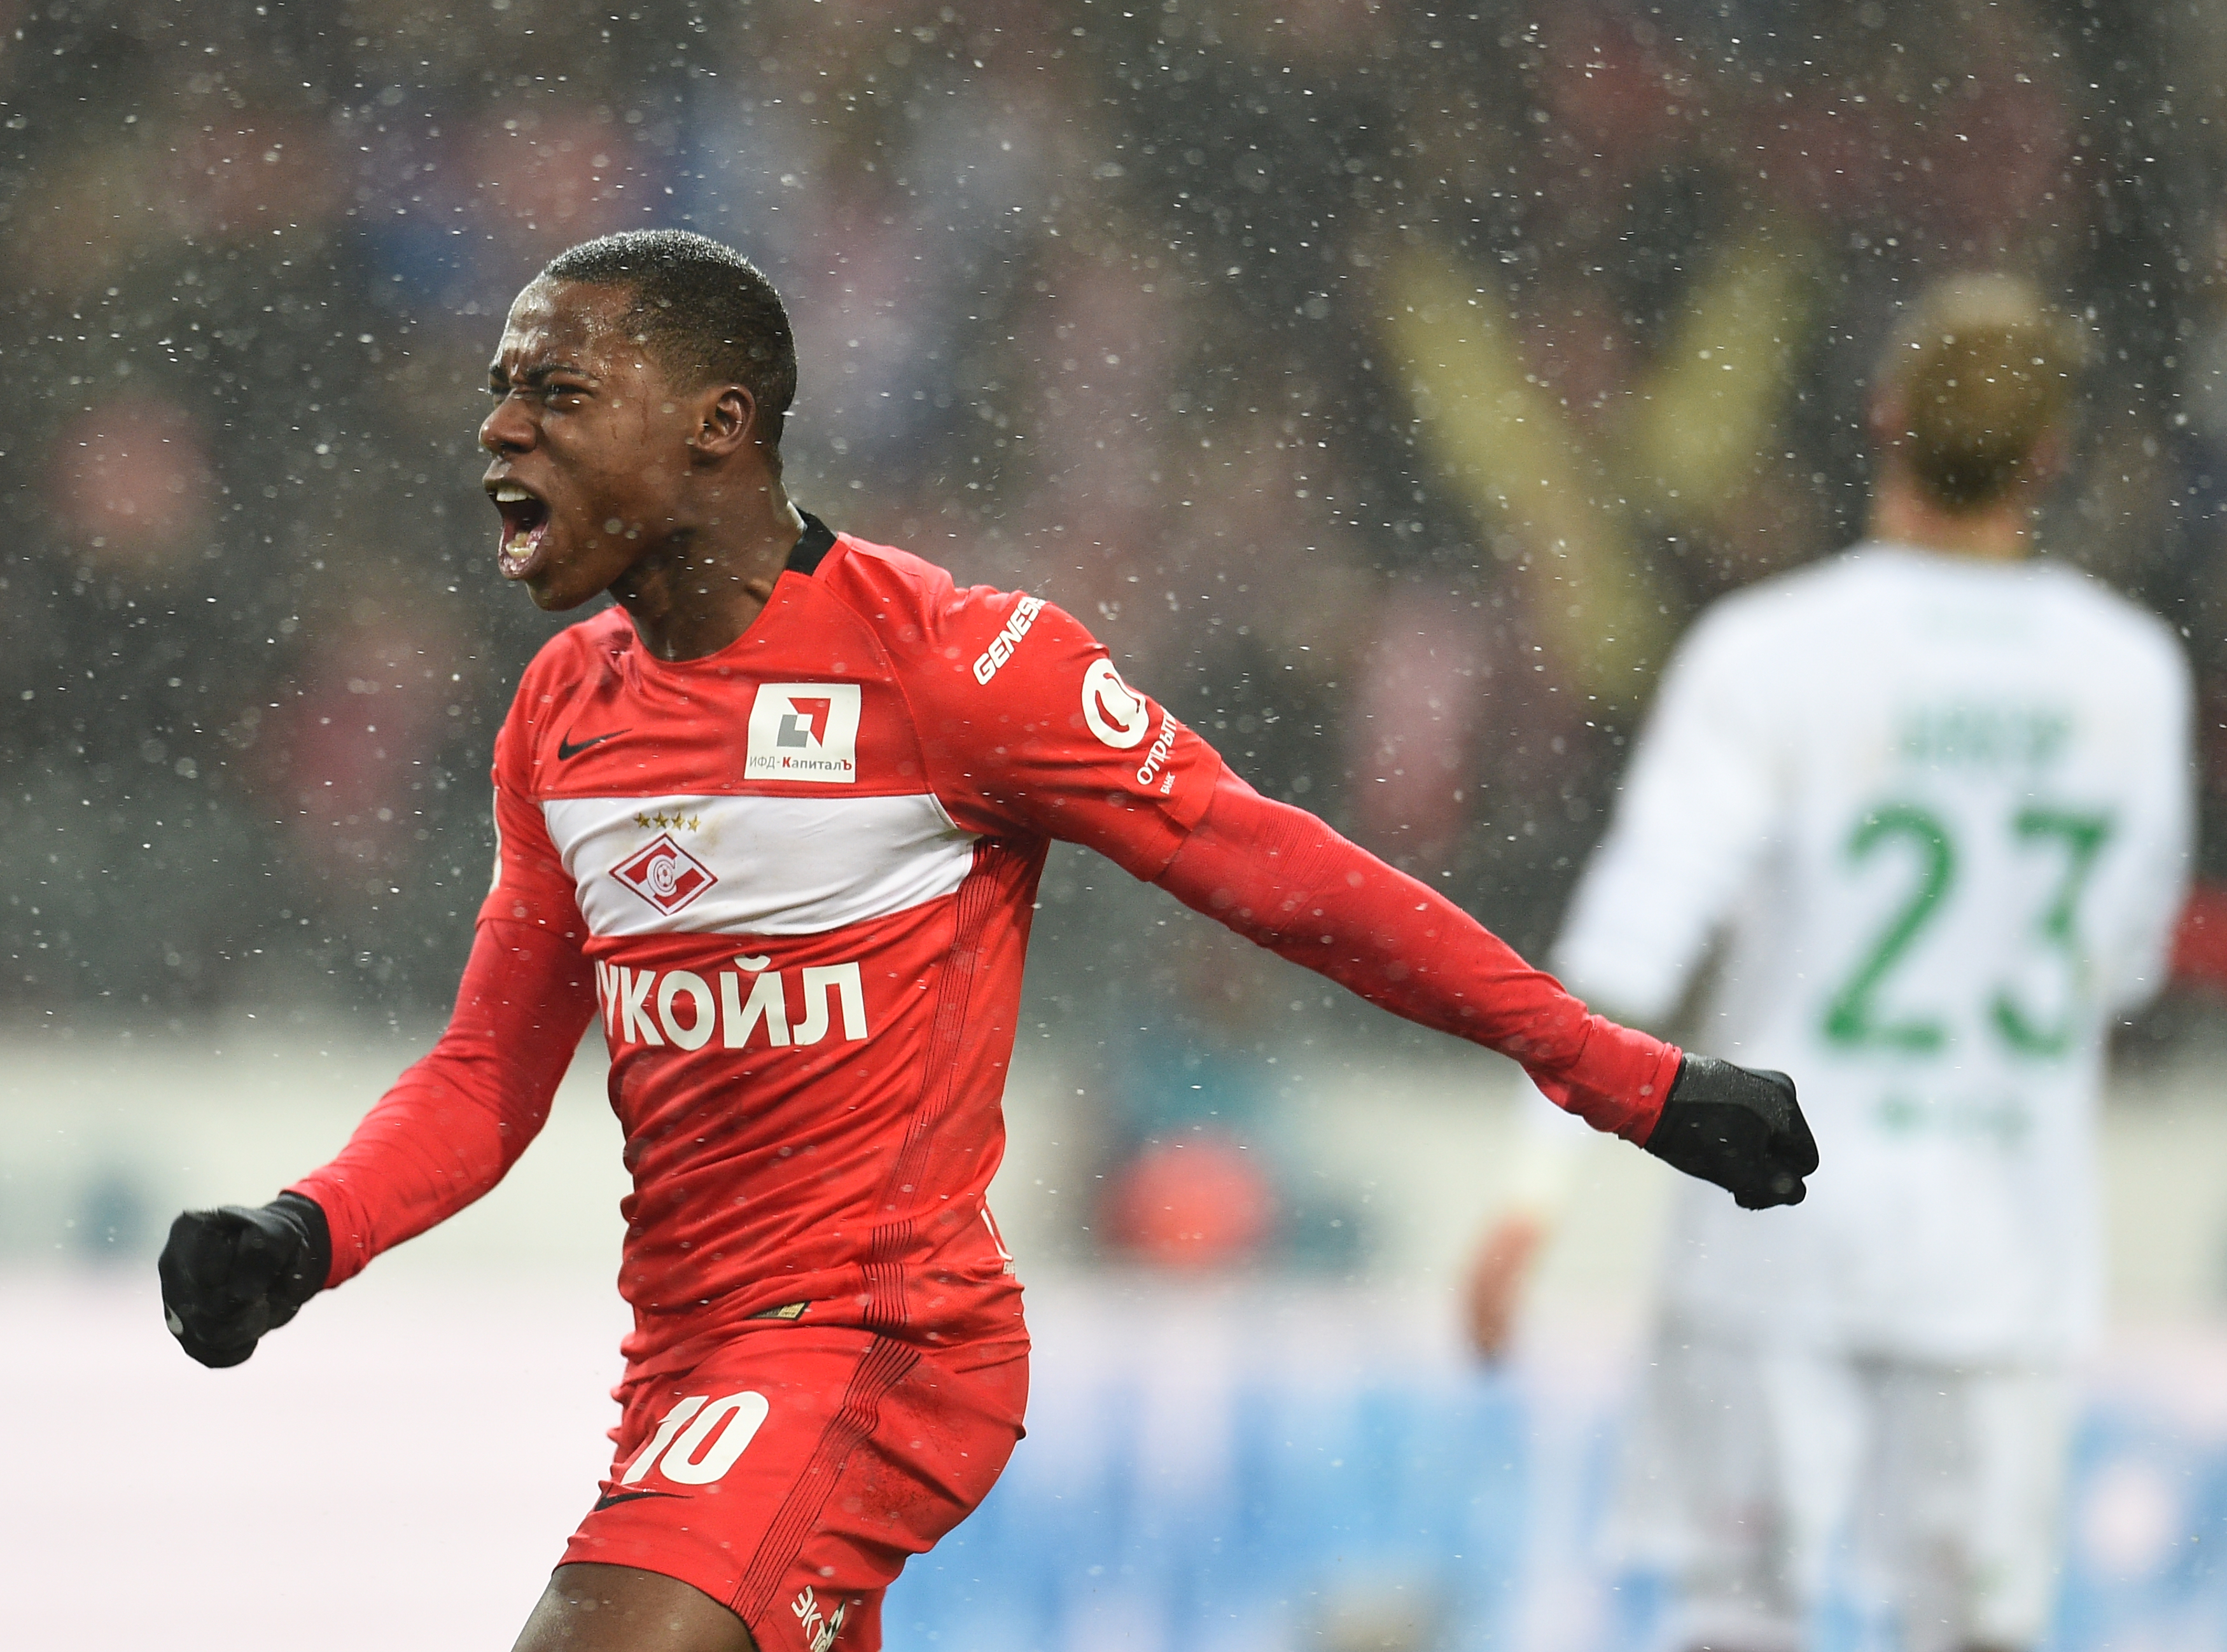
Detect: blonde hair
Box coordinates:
(1880, 275, 2085, 511)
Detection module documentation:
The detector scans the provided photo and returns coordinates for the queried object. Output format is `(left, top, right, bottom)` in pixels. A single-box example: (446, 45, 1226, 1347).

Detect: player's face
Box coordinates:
(478, 279, 703, 610)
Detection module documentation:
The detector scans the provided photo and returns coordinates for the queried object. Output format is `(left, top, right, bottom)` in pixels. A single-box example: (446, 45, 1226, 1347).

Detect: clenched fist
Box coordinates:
(158, 1193, 331, 1368)
(1643, 1057, 1817, 1210)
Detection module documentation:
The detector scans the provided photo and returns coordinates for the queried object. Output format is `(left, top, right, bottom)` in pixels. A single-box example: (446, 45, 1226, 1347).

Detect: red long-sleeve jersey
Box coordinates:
(290, 518, 1678, 1378)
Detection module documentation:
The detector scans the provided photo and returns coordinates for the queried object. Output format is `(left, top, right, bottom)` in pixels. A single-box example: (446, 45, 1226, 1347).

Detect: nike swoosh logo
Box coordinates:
(558, 727, 629, 762)
(592, 1488, 682, 1513)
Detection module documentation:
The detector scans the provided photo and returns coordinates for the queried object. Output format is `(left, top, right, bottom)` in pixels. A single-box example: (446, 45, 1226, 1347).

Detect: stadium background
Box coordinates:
(4, 1, 2227, 1646)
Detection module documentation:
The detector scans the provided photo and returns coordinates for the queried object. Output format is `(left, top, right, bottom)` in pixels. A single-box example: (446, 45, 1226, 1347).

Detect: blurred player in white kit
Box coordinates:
(1467, 274, 2194, 1652)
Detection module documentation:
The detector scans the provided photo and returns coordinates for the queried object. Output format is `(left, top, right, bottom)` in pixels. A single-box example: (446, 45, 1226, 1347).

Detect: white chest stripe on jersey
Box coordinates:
(545, 793, 977, 938)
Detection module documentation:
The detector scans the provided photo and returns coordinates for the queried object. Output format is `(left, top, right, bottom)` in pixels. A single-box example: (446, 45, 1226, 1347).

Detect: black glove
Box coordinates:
(158, 1192, 332, 1368)
(1642, 1056, 1817, 1211)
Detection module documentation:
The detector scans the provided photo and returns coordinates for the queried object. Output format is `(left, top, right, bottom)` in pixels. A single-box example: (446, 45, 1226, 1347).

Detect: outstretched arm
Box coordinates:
(160, 917, 596, 1366)
(898, 583, 1811, 1208)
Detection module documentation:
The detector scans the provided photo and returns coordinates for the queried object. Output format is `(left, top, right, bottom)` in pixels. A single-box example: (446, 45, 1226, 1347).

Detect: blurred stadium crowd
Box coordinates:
(6, 1, 2227, 1085)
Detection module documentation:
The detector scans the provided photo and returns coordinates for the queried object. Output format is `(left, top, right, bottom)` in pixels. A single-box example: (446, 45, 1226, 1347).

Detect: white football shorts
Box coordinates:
(1608, 1324, 2072, 1652)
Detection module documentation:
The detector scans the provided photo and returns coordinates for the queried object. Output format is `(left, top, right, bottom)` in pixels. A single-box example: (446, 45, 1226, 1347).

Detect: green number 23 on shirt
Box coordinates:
(1822, 803, 2115, 1058)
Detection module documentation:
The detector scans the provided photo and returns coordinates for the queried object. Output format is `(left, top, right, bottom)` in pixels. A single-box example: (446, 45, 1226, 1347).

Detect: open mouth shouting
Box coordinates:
(490, 482, 550, 580)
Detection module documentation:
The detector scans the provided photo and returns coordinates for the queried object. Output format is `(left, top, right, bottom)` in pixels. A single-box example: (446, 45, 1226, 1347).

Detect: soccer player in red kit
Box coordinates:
(158, 231, 1816, 1652)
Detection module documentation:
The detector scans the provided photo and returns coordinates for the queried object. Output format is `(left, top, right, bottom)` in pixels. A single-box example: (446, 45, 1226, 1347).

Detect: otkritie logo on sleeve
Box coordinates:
(1081, 658, 1150, 749)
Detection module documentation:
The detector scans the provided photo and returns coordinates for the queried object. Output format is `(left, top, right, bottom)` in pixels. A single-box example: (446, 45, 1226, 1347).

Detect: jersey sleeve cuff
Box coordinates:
(1534, 1018, 1682, 1143)
(283, 1175, 370, 1290)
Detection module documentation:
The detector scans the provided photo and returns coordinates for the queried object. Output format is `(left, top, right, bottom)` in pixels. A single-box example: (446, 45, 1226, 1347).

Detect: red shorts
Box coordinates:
(561, 1324, 1028, 1652)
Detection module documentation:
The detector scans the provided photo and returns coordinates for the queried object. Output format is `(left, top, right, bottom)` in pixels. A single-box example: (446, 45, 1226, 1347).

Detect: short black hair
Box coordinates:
(541, 230, 797, 471)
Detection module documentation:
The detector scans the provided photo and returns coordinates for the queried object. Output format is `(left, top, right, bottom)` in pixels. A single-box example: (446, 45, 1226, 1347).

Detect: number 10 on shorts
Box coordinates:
(621, 1390, 771, 1487)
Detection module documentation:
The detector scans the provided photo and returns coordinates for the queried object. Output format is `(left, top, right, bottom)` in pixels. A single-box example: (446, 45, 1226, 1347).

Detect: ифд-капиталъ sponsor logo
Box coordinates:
(745, 683, 863, 783)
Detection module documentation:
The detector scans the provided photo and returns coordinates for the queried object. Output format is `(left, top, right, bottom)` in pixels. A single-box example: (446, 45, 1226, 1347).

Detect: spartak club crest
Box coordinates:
(613, 835, 717, 916)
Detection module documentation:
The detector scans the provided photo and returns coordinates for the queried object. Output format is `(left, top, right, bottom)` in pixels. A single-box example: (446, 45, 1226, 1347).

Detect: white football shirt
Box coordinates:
(1555, 543, 2191, 1361)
